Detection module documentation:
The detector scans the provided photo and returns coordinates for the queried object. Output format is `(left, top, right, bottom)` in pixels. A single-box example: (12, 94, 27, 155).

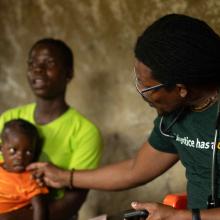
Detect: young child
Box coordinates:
(0, 119, 48, 220)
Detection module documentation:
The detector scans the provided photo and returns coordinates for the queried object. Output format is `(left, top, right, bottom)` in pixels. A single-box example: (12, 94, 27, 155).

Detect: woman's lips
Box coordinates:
(142, 97, 155, 107)
(148, 102, 154, 107)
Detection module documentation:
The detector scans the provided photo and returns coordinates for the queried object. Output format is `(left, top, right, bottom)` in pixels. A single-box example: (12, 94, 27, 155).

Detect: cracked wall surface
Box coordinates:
(1, 0, 220, 218)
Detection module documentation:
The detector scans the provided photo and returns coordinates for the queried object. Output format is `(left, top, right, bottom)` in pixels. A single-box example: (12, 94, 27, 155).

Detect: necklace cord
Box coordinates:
(192, 92, 218, 112)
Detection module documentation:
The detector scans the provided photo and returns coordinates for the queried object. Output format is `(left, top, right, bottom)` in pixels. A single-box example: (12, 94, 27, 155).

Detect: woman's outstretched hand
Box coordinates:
(26, 162, 70, 188)
(131, 201, 188, 220)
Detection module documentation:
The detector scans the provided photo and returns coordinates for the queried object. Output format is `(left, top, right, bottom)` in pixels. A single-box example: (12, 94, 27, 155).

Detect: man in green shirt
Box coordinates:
(28, 14, 220, 220)
(0, 38, 103, 220)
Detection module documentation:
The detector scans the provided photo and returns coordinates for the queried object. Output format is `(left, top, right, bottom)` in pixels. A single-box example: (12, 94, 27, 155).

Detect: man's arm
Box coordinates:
(28, 141, 179, 190)
(31, 195, 48, 220)
(0, 207, 32, 220)
(49, 188, 88, 220)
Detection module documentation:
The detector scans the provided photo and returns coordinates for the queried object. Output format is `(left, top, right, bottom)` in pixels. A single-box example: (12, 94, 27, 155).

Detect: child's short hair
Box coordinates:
(2, 119, 38, 141)
(1, 119, 41, 161)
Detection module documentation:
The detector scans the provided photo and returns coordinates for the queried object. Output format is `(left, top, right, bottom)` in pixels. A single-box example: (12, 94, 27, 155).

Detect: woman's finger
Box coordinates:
(32, 170, 44, 179)
(26, 162, 48, 171)
(36, 178, 45, 187)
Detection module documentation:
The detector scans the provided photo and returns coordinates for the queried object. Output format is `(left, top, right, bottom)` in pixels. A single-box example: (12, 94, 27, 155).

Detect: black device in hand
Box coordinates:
(123, 209, 149, 219)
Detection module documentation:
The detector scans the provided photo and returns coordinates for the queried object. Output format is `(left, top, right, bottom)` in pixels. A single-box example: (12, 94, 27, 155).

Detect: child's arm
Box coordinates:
(31, 195, 48, 220)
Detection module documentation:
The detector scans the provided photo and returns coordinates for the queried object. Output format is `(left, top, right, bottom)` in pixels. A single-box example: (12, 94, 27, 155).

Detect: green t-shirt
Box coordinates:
(149, 102, 220, 209)
(0, 103, 103, 199)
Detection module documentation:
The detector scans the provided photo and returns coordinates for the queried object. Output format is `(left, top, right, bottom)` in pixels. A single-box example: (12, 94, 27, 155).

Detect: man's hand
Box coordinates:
(27, 162, 70, 188)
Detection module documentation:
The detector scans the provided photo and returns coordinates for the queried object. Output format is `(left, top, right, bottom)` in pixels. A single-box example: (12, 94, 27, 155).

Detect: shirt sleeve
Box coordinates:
(68, 122, 103, 170)
(148, 116, 177, 154)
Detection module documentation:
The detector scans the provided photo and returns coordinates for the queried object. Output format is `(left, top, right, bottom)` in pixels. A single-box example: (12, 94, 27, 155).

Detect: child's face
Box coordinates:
(1, 131, 36, 173)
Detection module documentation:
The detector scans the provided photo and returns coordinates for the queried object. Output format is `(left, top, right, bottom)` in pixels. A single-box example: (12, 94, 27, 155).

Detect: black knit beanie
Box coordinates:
(135, 14, 220, 85)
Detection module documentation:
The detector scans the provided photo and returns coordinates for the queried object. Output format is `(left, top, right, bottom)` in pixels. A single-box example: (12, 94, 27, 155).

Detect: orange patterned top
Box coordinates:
(0, 165, 48, 213)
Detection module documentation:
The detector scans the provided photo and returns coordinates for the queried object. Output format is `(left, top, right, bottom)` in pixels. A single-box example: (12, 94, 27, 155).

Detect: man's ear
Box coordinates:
(176, 84, 188, 98)
(66, 68, 73, 82)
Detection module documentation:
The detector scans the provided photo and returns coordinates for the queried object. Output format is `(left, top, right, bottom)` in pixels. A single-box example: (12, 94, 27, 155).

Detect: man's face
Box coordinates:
(134, 59, 185, 115)
(1, 130, 36, 173)
(27, 43, 71, 99)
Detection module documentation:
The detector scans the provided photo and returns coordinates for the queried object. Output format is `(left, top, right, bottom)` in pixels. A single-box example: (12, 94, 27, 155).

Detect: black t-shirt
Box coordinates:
(148, 102, 220, 209)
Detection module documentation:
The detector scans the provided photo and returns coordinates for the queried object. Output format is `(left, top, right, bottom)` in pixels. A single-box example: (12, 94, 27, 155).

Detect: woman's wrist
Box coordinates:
(62, 169, 73, 188)
(69, 169, 75, 189)
(172, 209, 192, 220)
